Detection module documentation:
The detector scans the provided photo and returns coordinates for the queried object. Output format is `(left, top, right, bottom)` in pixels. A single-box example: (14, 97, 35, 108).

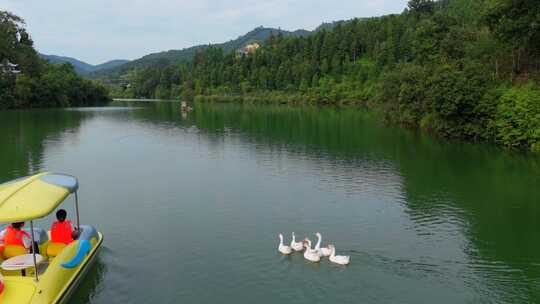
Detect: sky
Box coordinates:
(3, 0, 409, 65)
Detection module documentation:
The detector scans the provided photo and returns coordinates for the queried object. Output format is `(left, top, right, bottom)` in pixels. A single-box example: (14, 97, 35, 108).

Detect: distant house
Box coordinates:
(0, 59, 21, 75)
(236, 43, 261, 57)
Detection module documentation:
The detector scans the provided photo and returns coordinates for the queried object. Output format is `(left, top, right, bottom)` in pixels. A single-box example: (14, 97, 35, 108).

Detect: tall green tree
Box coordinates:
(407, 0, 436, 14)
(484, 0, 540, 74)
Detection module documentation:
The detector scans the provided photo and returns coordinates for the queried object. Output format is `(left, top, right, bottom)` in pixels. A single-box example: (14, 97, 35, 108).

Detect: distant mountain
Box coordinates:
(91, 27, 311, 78)
(39, 54, 94, 74)
(93, 59, 130, 71)
(39, 54, 129, 75)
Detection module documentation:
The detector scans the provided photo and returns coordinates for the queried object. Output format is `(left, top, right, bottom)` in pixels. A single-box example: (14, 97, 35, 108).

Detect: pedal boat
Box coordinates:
(0, 173, 103, 303)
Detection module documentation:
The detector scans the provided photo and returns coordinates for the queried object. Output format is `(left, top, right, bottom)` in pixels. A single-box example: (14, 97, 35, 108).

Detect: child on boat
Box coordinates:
(50, 209, 75, 244)
(0, 222, 33, 258)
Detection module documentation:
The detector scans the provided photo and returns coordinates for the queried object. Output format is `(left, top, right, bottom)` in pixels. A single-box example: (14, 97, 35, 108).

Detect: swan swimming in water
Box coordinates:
(328, 245, 350, 265)
(314, 232, 332, 257)
(303, 237, 321, 263)
(278, 233, 292, 255)
(290, 232, 304, 252)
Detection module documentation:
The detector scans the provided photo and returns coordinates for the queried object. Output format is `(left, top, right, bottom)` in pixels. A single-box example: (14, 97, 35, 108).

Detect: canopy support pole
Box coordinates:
(30, 220, 39, 282)
(75, 191, 81, 231)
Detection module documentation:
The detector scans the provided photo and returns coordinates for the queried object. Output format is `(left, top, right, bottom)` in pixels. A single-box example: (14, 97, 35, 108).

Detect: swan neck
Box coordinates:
(315, 234, 321, 250)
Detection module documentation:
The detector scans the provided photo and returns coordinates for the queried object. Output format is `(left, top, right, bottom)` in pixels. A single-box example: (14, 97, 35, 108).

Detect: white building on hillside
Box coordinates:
(236, 43, 261, 57)
(0, 59, 21, 75)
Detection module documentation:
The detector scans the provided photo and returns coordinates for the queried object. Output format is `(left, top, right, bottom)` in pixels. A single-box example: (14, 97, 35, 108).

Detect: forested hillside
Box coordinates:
(91, 26, 310, 80)
(0, 11, 110, 109)
(120, 0, 540, 151)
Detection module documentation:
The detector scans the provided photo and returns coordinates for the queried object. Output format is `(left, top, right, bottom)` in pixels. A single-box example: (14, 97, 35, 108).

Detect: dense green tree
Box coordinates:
(408, 0, 436, 14)
(494, 85, 540, 151)
(0, 11, 111, 108)
(0, 74, 16, 109)
(484, 0, 540, 74)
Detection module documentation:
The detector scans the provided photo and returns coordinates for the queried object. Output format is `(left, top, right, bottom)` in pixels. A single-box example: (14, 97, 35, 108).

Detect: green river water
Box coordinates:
(1, 101, 539, 303)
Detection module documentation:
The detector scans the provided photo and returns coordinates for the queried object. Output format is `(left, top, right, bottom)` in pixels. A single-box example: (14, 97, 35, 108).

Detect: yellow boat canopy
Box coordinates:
(0, 173, 79, 223)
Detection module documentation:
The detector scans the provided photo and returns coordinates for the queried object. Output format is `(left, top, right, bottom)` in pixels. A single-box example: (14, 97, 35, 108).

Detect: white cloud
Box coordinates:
(3, 0, 408, 64)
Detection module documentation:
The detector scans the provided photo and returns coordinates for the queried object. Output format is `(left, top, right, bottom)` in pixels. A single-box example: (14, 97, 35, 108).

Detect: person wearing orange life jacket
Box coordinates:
(50, 209, 75, 245)
(0, 222, 33, 255)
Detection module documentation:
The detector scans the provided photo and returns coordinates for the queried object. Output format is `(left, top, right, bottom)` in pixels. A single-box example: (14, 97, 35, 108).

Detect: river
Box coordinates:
(1, 101, 539, 303)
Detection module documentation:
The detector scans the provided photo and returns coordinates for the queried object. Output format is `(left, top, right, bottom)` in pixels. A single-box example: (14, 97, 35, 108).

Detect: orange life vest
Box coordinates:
(51, 220, 73, 244)
(3, 225, 30, 247)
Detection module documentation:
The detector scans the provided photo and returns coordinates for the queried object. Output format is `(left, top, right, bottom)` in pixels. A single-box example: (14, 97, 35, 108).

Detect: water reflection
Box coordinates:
(68, 254, 107, 304)
(119, 102, 540, 254)
(184, 102, 540, 302)
(0, 109, 84, 180)
(1, 101, 539, 303)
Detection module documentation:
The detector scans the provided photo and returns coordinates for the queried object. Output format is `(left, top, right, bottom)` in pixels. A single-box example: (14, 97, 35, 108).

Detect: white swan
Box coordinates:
(290, 232, 304, 252)
(328, 245, 350, 265)
(278, 233, 292, 255)
(315, 232, 332, 257)
(303, 238, 321, 263)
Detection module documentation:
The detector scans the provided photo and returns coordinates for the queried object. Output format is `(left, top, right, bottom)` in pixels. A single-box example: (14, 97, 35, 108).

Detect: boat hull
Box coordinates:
(54, 232, 103, 304)
(0, 232, 104, 304)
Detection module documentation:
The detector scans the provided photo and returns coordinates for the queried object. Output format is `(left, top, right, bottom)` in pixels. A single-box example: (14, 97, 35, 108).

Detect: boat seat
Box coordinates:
(78, 225, 98, 241)
(4, 245, 27, 259)
(46, 243, 66, 258)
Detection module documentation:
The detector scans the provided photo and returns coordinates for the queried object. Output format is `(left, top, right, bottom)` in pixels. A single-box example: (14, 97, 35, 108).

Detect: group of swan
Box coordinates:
(278, 232, 350, 265)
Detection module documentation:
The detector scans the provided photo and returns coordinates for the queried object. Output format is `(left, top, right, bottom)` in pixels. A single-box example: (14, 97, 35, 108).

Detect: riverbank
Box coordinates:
(113, 98, 177, 102)
(194, 83, 540, 153)
(94, 0, 540, 152)
(194, 92, 368, 106)
(114, 0, 540, 152)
